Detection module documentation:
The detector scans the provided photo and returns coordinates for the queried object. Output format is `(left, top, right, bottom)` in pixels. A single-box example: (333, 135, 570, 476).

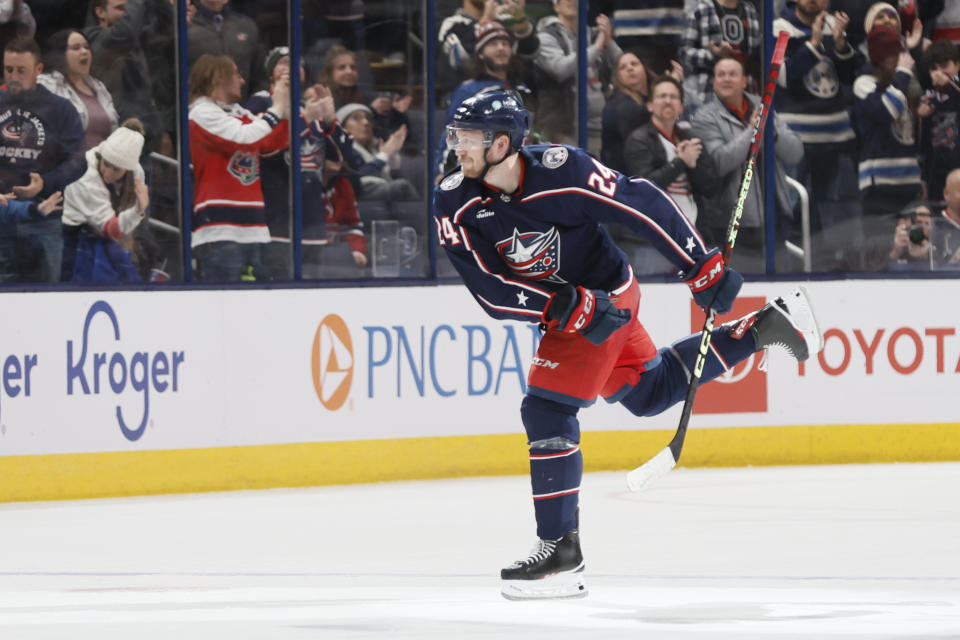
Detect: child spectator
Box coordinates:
(0, 190, 61, 222)
(320, 143, 368, 275)
(61, 119, 149, 282)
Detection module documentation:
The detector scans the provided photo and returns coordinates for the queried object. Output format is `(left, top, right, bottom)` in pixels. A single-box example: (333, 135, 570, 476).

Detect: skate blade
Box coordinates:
(500, 569, 588, 601)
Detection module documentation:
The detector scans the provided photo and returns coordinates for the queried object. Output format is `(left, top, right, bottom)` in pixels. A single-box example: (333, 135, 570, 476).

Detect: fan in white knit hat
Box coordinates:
(99, 125, 144, 171)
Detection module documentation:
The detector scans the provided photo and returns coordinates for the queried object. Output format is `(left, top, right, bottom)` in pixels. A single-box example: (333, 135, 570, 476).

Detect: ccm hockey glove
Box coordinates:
(682, 248, 743, 314)
(544, 285, 631, 346)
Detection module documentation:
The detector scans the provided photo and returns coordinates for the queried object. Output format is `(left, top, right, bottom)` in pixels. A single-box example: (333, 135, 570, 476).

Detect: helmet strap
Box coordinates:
(477, 134, 510, 183)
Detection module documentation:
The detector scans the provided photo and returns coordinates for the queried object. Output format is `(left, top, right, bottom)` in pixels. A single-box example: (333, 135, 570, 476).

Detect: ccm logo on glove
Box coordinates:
(688, 252, 724, 292)
(571, 289, 594, 330)
(544, 285, 631, 346)
(682, 248, 743, 314)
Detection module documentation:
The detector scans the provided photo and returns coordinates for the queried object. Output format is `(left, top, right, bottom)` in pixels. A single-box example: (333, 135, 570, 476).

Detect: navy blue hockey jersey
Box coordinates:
(432, 144, 709, 323)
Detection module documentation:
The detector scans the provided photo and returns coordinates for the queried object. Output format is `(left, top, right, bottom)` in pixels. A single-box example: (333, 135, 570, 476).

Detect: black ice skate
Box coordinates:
(737, 286, 824, 362)
(500, 529, 587, 600)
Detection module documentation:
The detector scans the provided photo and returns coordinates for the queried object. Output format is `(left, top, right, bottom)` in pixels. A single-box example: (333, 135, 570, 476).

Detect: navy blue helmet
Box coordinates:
(446, 90, 531, 153)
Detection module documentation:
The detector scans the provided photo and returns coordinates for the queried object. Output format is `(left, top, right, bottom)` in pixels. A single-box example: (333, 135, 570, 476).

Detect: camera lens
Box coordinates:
(908, 224, 926, 244)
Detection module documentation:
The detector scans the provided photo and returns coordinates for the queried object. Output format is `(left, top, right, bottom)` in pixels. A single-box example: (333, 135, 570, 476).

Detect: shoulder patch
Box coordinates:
(440, 171, 465, 191)
(542, 146, 568, 169)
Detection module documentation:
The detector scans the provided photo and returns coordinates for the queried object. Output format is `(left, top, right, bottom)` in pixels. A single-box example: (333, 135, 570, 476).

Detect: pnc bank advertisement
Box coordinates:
(0, 280, 956, 457)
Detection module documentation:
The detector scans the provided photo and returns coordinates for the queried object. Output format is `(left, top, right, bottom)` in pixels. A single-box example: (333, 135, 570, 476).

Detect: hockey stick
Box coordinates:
(626, 31, 790, 492)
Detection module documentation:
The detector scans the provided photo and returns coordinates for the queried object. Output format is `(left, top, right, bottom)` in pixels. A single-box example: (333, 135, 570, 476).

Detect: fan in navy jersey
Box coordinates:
(432, 90, 824, 601)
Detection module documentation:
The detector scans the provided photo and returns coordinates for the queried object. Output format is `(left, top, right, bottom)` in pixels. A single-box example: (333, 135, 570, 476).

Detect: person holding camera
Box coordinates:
(889, 202, 932, 265)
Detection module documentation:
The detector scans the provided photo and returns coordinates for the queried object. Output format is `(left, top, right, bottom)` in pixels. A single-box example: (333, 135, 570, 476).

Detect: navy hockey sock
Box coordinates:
(520, 395, 582, 540)
(670, 324, 757, 380)
(530, 443, 583, 541)
(619, 325, 756, 417)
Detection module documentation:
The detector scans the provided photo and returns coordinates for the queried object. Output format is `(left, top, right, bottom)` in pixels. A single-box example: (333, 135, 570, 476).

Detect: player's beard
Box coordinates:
(460, 154, 486, 179)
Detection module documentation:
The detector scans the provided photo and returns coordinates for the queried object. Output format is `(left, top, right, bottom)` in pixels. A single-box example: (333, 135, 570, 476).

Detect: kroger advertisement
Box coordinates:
(0, 280, 956, 456)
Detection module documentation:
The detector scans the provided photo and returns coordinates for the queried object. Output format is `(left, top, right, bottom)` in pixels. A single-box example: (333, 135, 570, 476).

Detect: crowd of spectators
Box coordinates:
(435, 0, 960, 275)
(0, 0, 958, 284)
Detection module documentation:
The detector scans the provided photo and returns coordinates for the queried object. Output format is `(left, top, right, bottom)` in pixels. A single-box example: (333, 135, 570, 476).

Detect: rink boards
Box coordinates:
(1, 279, 958, 501)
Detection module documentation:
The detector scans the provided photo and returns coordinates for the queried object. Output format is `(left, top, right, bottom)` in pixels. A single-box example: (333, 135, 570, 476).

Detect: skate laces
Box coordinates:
(516, 539, 557, 566)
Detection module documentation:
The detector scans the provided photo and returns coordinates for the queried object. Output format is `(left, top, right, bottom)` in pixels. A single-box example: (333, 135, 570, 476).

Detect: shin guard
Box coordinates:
(520, 395, 582, 540)
(529, 442, 582, 540)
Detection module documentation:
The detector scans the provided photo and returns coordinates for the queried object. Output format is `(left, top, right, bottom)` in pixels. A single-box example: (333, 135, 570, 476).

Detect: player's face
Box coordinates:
(4, 51, 41, 94)
(713, 59, 747, 103)
(616, 53, 647, 96)
(331, 54, 358, 88)
(649, 81, 682, 123)
(449, 129, 489, 178)
(65, 32, 91, 79)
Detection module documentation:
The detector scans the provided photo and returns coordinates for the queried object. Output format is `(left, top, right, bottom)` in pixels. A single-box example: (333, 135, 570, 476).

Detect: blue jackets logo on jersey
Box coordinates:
(541, 146, 568, 169)
(227, 150, 260, 186)
(804, 58, 839, 99)
(1, 120, 25, 142)
(496, 227, 565, 283)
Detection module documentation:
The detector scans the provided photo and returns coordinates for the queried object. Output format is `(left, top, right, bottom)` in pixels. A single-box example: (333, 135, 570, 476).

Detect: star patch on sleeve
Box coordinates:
(516, 291, 529, 307)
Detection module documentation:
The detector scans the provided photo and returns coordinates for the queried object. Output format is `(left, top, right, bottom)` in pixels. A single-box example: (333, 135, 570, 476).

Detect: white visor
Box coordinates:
(445, 126, 495, 151)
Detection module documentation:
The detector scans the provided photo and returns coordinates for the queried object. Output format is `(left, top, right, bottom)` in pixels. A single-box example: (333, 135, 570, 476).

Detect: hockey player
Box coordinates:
(432, 91, 824, 601)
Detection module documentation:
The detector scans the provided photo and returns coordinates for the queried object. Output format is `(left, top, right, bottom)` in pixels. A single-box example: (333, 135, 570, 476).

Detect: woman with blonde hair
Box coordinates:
(61, 118, 149, 281)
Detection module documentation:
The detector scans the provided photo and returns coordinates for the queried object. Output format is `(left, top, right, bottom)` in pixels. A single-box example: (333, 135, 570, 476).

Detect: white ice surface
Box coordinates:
(0, 463, 958, 639)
